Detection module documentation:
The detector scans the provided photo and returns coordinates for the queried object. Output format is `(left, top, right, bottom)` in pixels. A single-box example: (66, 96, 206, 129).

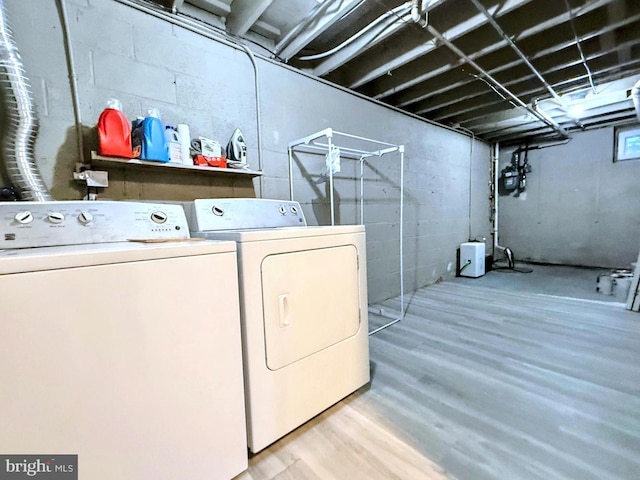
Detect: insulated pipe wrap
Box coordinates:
(0, 0, 51, 201)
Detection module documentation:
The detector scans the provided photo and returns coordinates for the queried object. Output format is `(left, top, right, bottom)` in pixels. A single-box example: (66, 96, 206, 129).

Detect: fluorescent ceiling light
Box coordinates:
(567, 104, 585, 118)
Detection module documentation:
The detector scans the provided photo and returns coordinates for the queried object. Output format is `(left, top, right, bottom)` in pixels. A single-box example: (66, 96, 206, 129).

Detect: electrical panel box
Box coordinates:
(460, 242, 486, 278)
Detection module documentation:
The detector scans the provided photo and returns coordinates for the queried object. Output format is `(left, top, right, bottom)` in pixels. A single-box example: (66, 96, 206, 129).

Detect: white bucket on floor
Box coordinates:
(596, 274, 614, 295)
(613, 275, 633, 302)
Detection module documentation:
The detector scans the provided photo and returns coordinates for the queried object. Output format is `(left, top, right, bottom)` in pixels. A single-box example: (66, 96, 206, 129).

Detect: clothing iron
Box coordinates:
(226, 128, 247, 168)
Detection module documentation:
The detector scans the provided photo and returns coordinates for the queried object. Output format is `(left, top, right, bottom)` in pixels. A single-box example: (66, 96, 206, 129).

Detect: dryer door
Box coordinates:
(261, 244, 361, 370)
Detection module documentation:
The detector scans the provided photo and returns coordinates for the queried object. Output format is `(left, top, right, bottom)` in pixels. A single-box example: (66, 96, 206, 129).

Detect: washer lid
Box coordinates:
(0, 240, 236, 274)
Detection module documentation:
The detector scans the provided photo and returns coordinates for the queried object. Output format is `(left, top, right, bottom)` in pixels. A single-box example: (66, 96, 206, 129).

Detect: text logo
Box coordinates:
(0, 456, 77, 479)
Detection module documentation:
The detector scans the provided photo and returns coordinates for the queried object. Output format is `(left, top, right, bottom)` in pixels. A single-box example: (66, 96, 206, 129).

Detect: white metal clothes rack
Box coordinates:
(287, 128, 405, 335)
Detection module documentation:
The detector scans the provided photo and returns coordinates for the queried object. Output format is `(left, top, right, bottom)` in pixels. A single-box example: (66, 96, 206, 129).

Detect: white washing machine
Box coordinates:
(0, 201, 247, 480)
(183, 198, 370, 453)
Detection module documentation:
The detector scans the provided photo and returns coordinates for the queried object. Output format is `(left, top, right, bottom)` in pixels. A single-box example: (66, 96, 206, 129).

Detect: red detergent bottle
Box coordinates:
(97, 98, 133, 158)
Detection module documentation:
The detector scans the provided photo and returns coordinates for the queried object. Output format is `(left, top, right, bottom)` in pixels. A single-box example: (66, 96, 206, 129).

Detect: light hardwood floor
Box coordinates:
(235, 282, 640, 480)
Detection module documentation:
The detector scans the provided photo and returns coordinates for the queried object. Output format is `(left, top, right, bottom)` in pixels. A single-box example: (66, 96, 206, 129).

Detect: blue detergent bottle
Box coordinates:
(141, 108, 169, 162)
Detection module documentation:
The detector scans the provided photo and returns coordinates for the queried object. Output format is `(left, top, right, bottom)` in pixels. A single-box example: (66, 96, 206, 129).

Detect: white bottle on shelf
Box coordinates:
(177, 124, 192, 166)
(165, 126, 183, 164)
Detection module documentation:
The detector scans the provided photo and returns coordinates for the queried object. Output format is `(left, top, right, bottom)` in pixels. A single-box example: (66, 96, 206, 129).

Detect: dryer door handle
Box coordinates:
(278, 294, 291, 328)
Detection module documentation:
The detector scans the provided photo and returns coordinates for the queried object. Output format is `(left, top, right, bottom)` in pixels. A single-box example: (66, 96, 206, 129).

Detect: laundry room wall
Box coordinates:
(3, 0, 491, 302)
(498, 126, 640, 268)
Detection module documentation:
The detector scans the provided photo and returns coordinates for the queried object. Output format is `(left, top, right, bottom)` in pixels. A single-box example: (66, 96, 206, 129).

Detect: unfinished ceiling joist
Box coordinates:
(226, 0, 274, 36)
(275, 0, 363, 61)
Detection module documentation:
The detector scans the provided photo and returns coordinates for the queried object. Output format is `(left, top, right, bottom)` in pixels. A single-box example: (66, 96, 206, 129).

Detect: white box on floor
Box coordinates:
(460, 242, 486, 277)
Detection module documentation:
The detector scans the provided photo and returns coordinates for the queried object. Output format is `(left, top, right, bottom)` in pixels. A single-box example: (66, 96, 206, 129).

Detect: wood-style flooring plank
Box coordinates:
(236, 281, 640, 480)
(235, 398, 447, 480)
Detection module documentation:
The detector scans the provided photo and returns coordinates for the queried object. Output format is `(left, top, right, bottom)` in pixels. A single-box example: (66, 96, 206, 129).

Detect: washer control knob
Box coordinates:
(278, 205, 286, 215)
(212, 206, 224, 216)
(14, 211, 33, 224)
(290, 205, 298, 215)
(78, 211, 93, 224)
(151, 211, 168, 224)
(48, 212, 65, 224)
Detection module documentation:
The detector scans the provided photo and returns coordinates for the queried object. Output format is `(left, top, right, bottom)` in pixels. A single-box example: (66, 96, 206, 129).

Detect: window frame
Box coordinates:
(614, 124, 640, 162)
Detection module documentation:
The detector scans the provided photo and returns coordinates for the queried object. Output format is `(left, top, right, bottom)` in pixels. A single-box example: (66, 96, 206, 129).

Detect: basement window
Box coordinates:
(614, 125, 640, 162)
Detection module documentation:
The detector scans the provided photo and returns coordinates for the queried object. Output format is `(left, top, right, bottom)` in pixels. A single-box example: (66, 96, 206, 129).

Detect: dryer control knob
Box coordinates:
(14, 211, 33, 224)
(290, 206, 298, 215)
(78, 211, 93, 224)
(151, 211, 168, 224)
(278, 205, 286, 215)
(48, 212, 65, 224)
(212, 206, 224, 216)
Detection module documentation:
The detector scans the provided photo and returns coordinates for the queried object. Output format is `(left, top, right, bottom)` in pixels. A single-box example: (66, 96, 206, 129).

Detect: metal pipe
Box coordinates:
(56, 0, 84, 163)
(237, 43, 264, 198)
(633, 79, 640, 122)
(469, 0, 584, 129)
(0, 0, 52, 201)
(492, 142, 504, 255)
(425, 24, 568, 139)
(410, 0, 420, 23)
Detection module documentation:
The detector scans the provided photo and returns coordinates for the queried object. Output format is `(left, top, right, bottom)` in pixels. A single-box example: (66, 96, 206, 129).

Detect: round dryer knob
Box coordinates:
(14, 211, 33, 224)
(212, 206, 224, 216)
(278, 205, 286, 215)
(78, 211, 93, 224)
(47, 212, 65, 224)
(151, 211, 168, 224)
(290, 206, 298, 215)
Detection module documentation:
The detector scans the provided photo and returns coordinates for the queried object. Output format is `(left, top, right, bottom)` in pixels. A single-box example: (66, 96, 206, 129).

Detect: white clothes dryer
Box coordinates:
(0, 201, 247, 480)
(184, 198, 370, 453)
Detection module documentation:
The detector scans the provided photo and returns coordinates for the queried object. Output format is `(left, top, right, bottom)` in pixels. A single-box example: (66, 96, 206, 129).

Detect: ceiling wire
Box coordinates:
(297, 3, 412, 61)
(563, 0, 597, 94)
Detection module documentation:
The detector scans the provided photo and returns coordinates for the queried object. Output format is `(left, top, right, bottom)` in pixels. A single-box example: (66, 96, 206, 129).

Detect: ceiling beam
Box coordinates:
(226, 0, 274, 36)
(418, 34, 640, 119)
(424, 23, 569, 137)
(371, 0, 618, 101)
(406, 11, 640, 113)
(251, 19, 280, 38)
(186, 0, 231, 16)
(348, 0, 536, 90)
(275, 0, 364, 62)
(451, 61, 640, 130)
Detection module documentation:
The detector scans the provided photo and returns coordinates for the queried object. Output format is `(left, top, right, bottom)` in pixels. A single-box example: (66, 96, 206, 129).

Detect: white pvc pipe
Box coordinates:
(492, 142, 507, 255)
(237, 44, 264, 198)
(633, 79, 640, 122)
(297, 3, 411, 61)
(57, 0, 84, 165)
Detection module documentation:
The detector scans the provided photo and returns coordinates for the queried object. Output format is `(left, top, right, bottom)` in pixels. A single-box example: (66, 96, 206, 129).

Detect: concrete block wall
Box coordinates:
(2, 0, 492, 302)
(498, 127, 640, 268)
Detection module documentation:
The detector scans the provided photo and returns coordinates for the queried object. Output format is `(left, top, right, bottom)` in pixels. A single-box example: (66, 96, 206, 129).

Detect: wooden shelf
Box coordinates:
(90, 152, 263, 177)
